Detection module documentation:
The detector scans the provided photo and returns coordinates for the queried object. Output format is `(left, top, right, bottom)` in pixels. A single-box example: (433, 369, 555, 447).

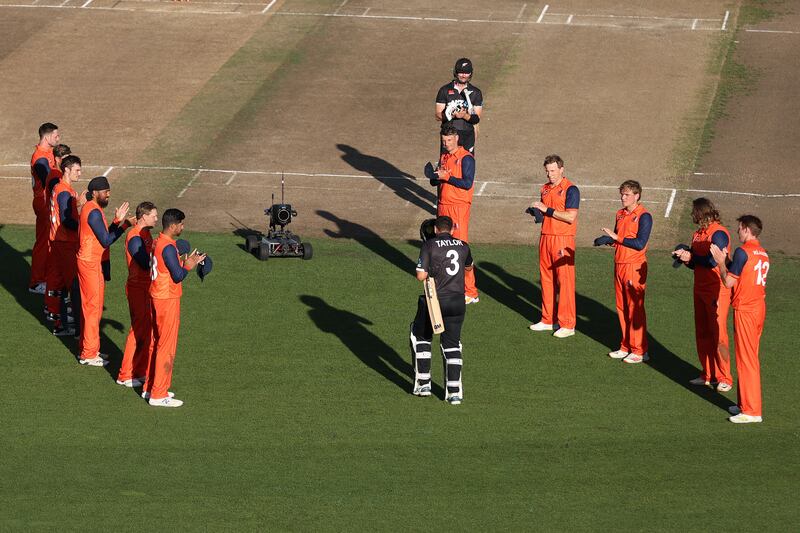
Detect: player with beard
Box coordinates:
(435, 58, 483, 154)
(76, 176, 131, 367)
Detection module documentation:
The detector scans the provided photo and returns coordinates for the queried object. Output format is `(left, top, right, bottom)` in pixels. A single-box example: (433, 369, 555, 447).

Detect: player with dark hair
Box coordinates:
(29, 123, 61, 294)
(46, 155, 86, 335)
(116, 201, 159, 388)
(76, 176, 130, 366)
(598, 180, 653, 363)
(529, 154, 580, 338)
(430, 124, 480, 304)
(143, 208, 205, 407)
(410, 215, 474, 405)
(43, 144, 73, 323)
(710, 215, 769, 423)
(672, 197, 733, 392)
(435, 58, 483, 154)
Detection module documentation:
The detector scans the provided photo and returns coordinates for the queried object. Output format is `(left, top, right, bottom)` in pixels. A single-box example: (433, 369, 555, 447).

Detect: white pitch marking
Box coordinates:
(260, 0, 276, 14)
(177, 170, 202, 198)
(665, 189, 677, 218)
(746, 28, 800, 35)
(362, 7, 369, 15)
(59, 0, 70, 6)
(225, 172, 237, 185)
(81, 0, 93, 7)
(333, 0, 347, 15)
(536, 3, 548, 23)
(0, 176, 30, 180)
(377, 182, 385, 192)
(566, 14, 573, 25)
(104, 166, 114, 176)
(691, 18, 698, 30)
(515, 3, 526, 22)
(721, 10, 730, 31)
(477, 182, 489, 196)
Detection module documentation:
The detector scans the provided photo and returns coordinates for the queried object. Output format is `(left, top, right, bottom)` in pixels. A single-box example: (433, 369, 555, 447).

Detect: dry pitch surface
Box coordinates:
(0, 0, 796, 251)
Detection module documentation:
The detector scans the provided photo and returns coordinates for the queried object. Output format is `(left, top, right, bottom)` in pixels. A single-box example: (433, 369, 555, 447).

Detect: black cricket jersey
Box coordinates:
(416, 232, 473, 298)
(436, 81, 483, 136)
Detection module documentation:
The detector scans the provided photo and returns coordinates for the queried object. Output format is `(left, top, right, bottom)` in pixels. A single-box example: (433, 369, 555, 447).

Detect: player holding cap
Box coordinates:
(435, 58, 483, 154)
(143, 208, 205, 407)
(29, 123, 61, 294)
(711, 215, 770, 423)
(76, 176, 130, 367)
(529, 154, 580, 338)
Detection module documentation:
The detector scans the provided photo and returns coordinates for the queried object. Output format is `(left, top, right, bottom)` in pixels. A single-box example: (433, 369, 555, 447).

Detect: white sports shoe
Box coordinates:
(141, 391, 175, 400)
(623, 352, 649, 364)
(608, 350, 629, 359)
(79, 356, 108, 367)
(148, 396, 183, 408)
(116, 378, 144, 388)
(729, 413, 762, 424)
(413, 383, 432, 397)
(716, 382, 732, 392)
(689, 377, 711, 386)
(553, 328, 575, 338)
(465, 296, 479, 305)
(529, 322, 554, 331)
(447, 396, 462, 405)
(29, 282, 46, 294)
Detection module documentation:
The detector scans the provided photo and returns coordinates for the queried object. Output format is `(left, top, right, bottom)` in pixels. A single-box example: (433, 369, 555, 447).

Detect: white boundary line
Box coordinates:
(260, 0, 276, 14)
(536, 4, 549, 24)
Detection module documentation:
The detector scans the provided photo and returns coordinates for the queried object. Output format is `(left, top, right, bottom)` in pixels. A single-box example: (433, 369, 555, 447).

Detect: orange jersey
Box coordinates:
(438, 147, 474, 206)
(540, 177, 579, 236)
(691, 222, 731, 292)
(50, 181, 79, 243)
(125, 226, 154, 290)
(614, 204, 650, 264)
(30, 145, 55, 201)
(728, 240, 768, 311)
(77, 201, 108, 263)
(150, 233, 183, 300)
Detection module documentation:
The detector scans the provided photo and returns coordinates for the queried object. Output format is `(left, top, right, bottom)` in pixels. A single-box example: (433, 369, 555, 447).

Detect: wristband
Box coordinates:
(545, 208, 555, 217)
(467, 113, 480, 125)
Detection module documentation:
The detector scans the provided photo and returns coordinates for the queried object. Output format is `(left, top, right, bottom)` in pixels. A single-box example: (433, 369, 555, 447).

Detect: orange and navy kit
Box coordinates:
(46, 179, 80, 325)
(538, 177, 580, 329)
(144, 234, 195, 401)
(689, 223, 732, 386)
(727, 240, 769, 417)
(437, 146, 478, 299)
(612, 204, 652, 356)
(30, 145, 57, 287)
(118, 226, 154, 384)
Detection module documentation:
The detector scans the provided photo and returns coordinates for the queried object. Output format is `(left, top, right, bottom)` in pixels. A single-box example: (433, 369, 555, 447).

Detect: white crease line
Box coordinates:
(0, 176, 29, 180)
(515, 2, 526, 22)
(721, 10, 729, 31)
(59, 0, 70, 6)
(685, 188, 800, 198)
(665, 189, 677, 218)
(691, 18, 698, 30)
(225, 172, 237, 185)
(477, 182, 489, 196)
(260, 0, 276, 14)
(549, 12, 718, 21)
(104, 166, 114, 177)
(376, 182, 384, 192)
(177, 170, 202, 198)
(536, 3, 548, 23)
(362, 7, 369, 15)
(566, 14, 573, 25)
(332, 0, 346, 15)
(746, 28, 800, 34)
(81, 0, 92, 6)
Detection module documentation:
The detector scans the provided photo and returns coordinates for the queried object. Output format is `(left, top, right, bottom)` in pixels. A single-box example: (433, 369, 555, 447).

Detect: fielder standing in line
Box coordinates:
(77, 176, 130, 367)
(529, 155, 580, 338)
(598, 180, 653, 364)
(116, 202, 158, 389)
(672, 198, 733, 392)
(711, 215, 770, 423)
(410, 216, 473, 405)
(29, 123, 61, 294)
(435, 58, 483, 154)
(143, 208, 205, 407)
(43, 144, 73, 324)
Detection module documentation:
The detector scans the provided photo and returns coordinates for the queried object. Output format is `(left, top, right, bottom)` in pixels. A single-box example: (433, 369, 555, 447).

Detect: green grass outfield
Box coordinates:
(1, 224, 798, 530)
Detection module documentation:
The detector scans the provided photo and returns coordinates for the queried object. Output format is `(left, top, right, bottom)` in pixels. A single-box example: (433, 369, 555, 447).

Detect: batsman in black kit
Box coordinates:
(410, 216, 473, 405)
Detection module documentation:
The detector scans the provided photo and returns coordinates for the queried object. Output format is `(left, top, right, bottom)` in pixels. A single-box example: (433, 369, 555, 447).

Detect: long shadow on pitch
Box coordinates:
(300, 295, 444, 397)
(317, 210, 416, 275)
(0, 225, 125, 378)
(478, 260, 734, 411)
(336, 144, 436, 215)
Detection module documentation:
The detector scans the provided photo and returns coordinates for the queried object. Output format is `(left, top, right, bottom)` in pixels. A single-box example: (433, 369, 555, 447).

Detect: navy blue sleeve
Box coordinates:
(728, 247, 748, 277)
(87, 209, 124, 248)
(47, 176, 60, 195)
(565, 186, 580, 209)
(57, 191, 78, 231)
(162, 244, 189, 283)
(33, 158, 49, 188)
(692, 230, 729, 268)
(127, 236, 150, 270)
(621, 213, 653, 251)
(446, 155, 475, 190)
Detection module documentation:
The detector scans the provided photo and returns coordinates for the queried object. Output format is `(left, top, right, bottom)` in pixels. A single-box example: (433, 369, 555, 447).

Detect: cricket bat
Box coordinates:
(463, 89, 479, 141)
(424, 277, 445, 334)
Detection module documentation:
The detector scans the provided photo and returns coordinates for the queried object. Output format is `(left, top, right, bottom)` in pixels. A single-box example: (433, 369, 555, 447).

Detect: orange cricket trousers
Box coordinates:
(144, 298, 181, 400)
(31, 197, 50, 286)
(118, 286, 152, 382)
(45, 241, 78, 316)
(438, 203, 478, 299)
(734, 304, 765, 417)
(615, 262, 648, 355)
(77, 259, 105, 360)
(539, 234, 576, 329)
(694, 290, 732, 385)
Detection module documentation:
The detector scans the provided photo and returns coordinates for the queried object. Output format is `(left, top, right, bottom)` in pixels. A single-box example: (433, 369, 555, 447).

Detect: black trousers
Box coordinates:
(410, 294, 465, 394)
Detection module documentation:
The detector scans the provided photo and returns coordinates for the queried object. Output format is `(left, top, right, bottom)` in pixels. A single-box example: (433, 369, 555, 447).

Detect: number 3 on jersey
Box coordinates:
(753, 259, 769, 286)
(445, 250, 460, 275)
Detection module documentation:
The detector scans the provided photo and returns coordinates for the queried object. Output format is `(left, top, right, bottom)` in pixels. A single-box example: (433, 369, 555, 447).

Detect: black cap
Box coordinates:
(419, 218, 436, 242)
(197, 256, 213, 281)
(454, 58, 473, 75)
(87, 176, 110, 192)
(672, 244, 690, 268)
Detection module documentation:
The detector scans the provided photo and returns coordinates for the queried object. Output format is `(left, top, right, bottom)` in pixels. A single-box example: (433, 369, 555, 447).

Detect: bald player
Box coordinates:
(29, 123, 61, 294)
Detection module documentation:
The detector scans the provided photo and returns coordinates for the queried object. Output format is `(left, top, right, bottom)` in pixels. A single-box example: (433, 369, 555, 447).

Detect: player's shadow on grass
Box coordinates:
(0, 226, 126, 377)
(478, 260, 735, 410)
(317, 210, 416, 275)
(300, 295, 440, 396)
(336, 144, 436, 215)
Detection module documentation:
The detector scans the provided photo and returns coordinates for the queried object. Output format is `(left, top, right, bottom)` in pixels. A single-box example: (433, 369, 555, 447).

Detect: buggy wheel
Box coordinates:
(257, 242, 270, 261)
(245, 234, 259, 253)
(302, 242, 313, 260)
